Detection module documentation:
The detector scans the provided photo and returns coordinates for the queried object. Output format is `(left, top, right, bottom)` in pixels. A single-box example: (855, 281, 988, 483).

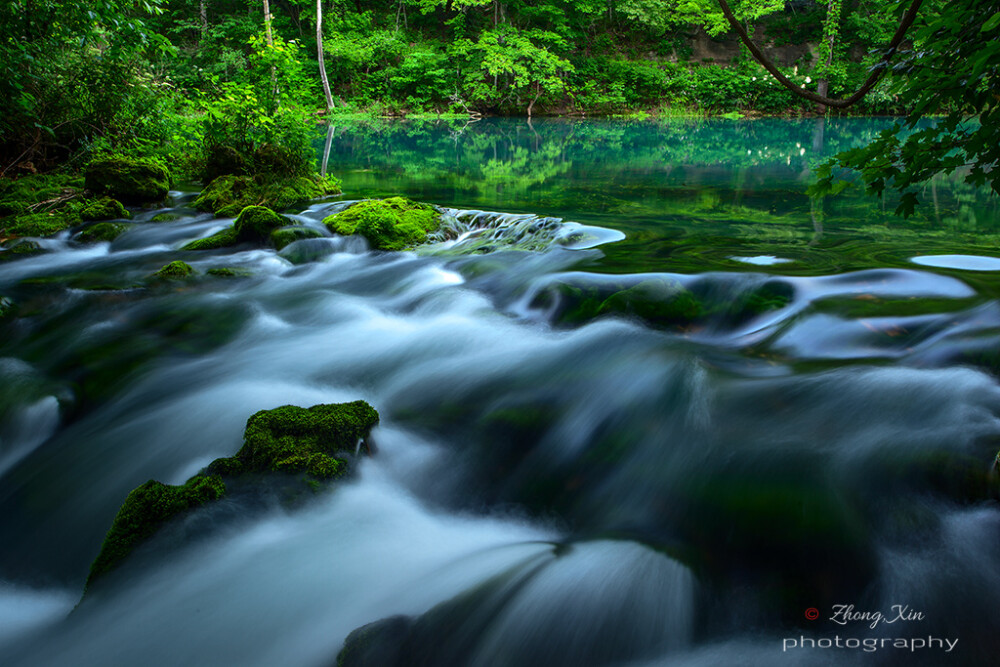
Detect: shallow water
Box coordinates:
(1, 118, 999, 666)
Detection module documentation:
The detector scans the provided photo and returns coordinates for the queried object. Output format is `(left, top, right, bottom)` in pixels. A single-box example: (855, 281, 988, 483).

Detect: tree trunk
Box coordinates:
(317, 0, 335, 111)
(199, 0, 208, 39)
(263, 0, 274, 46)
(321, 124, 335, 177)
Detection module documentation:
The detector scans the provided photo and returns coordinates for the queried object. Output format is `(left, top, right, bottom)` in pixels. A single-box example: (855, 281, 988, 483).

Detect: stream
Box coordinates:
(1, 118, 999, 666)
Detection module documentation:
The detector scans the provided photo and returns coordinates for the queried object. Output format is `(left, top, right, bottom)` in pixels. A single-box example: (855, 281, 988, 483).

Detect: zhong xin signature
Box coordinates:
(830, 604, 925, 629)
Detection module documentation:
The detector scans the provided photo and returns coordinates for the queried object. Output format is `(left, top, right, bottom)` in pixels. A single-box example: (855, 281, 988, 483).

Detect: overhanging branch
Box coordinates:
(716, 0, 924, 109)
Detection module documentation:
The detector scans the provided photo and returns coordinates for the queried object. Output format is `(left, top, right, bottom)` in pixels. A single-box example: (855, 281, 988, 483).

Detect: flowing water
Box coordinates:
(1, 118, 1000, 666)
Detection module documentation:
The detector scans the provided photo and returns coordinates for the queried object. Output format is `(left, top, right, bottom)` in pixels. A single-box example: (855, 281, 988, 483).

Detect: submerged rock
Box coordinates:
(79, 197, 130, 222)
(181, 226, 240, 251)
(84, 157, 170, 205)
(206, 267, 252, 278)
(270, 225, 324, 250)
(86, 401, 379, 590)
(86, 475, 225, 588)
(0, 294, 14, 318)
(77, 222, 131, 243)
(152, 260, 195, 280)
(0, 239, 46, 262)
(323, 198, 442, 251)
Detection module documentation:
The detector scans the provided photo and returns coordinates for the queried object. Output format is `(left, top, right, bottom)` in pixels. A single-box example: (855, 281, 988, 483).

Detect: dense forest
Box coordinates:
(0, 0, 996, 232)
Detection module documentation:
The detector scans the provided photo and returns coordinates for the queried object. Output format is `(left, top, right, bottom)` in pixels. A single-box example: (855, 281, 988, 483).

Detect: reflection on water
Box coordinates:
(0, 119, 998, 666)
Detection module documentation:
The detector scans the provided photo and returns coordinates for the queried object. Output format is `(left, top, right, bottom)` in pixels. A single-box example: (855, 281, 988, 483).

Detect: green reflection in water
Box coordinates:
(316, 117, 1000, 278)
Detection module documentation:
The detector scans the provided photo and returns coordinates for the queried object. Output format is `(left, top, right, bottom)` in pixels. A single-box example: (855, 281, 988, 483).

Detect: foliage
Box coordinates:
(811, 0, 1000, 215)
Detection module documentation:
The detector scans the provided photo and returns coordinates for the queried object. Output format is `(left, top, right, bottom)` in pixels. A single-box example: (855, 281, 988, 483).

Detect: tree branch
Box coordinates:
(715, 0, 924, 109)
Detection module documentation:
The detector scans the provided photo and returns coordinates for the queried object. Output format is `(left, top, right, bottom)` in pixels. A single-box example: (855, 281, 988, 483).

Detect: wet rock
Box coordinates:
(86, 401, 379, 591)
(79, 197, 130, 222)
(181, 226, 240, 251)
(233, 206, 288, 242)
(323, 198, 442, 251)
(0, 239, 46, 262)
(270, 225, 324, 250)
(77, 222, 131, 243)
(85, 157, 169, 205)
(152, 260, 195, 280)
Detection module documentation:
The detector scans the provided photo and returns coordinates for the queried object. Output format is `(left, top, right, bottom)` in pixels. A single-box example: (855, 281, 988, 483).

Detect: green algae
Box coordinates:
(77, 222, 131, 243)
(181, 226, 240, 251)
(152, 261, 195, 280)
(80, 197, 130, 222)
(150, 213, 180, 223)
(86, 474, 226, 588)
(85, 157, 170, 205)
(323, 198, 442, 251)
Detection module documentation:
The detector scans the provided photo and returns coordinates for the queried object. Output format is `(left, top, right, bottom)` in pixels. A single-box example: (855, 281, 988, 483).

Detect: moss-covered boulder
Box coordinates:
(77, 222, 131, 243)
(234, 206, 287, 242)
(181, 226, 240, 251)
(270, 225, 324, 250)
(86, 401, 379, 590)
(85, 157, 170, 205)
(0, 239, 46, 262)
(80, 197, 130, 222)
(207, 401, 380, 478)
(323, 198, 442, 251)
(150, 213, 180, 223)
(2, 211, 79, 238)
(86, 474, 226, 588)
(152, 260, 195, 280)
(193, 174, 341, 218)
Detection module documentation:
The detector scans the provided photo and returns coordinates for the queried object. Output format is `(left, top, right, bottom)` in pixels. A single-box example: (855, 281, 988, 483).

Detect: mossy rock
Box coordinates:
(2, 211, 80, 238)
(596, 279, 703, 326)
(86, 474, 226, 588)
(181, 226, 240, 251)
(270, 225, 324, 250)
(0, 173, 84, 217)
(80, 197, 130, 222)
(194, 174, 340, 218)
(0, 239, 45, 262)
(323, 198, 442, 251)
(208, 401, 380, 476)
(85, 157, 170, 205)
(152, 260, 195, 280)
(207, 267, 252, 278)
(78, 222, 131, 243)
(150, 213, 180, 223)
(86, 401, 380, 589)
(234, 206, 288, 242)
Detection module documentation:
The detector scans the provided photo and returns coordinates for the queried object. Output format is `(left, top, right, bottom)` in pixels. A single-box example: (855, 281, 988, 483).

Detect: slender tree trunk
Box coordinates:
(816, 0, 841, 114)
(199, 0, 208, 39)
(263, 0, 274, 45)
(317, 0, 334, 111)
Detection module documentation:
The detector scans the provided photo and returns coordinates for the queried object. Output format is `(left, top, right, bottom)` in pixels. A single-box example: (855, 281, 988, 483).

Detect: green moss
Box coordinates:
(181, 226, 240, 251)
(85, 157, 170, 205)
(77, 222, 131, 243)
(323, 198, 442, 251)
(150, 213, 180, 223)
(207, 267, 252, 278)
(86, 474, 225, 588)
(234, 206, 287, 242)
(597, 279, 703, 325)
(270, 226, 324, 250)
(2, 211, 80, 238)
(194, 174, 339, 218)
(0, 239, 45, 262)
(80, 197, 130, 221)
(152, 260, 195, 280)
(208, 401, 380, 476)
